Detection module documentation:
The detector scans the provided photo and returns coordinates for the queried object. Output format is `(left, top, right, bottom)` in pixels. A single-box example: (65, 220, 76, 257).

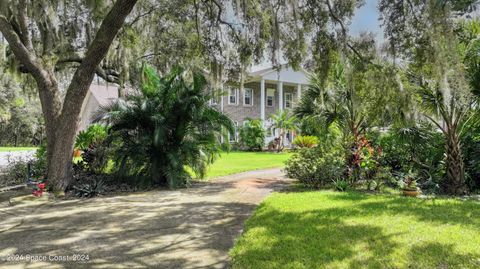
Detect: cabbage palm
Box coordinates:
(95, 67, 233, 188)
(295, 64, 366, 142)
(416, 77, 472, 194)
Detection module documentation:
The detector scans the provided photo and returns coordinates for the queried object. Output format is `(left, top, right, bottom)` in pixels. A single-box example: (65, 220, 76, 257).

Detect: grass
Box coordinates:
(75, 151, 291, 177)
(230, 191, 480, 269)
(0, 147, 37, 152)
(202, 151, 292, 179)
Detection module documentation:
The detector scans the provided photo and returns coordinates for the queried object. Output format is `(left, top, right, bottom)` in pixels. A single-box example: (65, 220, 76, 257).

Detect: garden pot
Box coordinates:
(73, 149, 82, 157)
(403, 189, 419, 197)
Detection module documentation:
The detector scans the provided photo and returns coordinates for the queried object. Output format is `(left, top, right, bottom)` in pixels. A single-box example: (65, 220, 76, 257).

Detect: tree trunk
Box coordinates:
(46, 113, 81, 192)
(0, 0, 138, 193)
(444, 130, 467, 195)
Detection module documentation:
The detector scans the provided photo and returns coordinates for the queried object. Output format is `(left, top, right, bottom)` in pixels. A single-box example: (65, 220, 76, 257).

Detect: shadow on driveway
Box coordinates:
(0, 168, 290, 269)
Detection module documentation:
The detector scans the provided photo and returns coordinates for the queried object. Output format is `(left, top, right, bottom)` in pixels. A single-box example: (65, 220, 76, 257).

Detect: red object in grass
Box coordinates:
(37, 183, 46, 190)
(32, 190, 43, 197)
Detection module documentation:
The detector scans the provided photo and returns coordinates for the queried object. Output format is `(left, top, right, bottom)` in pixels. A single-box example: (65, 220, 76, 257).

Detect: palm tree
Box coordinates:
(94, 66, 233, 188)
(416, 76, 472, 194)
(295, 64, 369, 180)
(270, 110, 298, 152)
(295, 64, 366, 142)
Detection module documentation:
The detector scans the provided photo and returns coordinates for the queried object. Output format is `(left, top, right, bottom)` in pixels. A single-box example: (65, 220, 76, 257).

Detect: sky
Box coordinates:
(349, 0, 383, 40)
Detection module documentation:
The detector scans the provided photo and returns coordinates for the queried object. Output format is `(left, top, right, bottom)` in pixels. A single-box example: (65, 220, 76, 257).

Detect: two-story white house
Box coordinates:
(211, 64, 309, 146)
(79, 64, 309, 147)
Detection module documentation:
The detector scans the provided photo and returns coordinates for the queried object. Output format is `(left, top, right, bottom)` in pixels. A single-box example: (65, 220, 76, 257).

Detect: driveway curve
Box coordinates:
(0, 168, 291, 269)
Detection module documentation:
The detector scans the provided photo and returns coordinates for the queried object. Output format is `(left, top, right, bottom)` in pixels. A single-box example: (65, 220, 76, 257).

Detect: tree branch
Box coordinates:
(60, 0, 137, 118)
(209, 0, 241, 41)
(325, 0, 372, 64)
(17, 0, 33, 51)
(0, 15, 44, 80)
(56, 55, 120, 83)
(126, 4, 160, 27)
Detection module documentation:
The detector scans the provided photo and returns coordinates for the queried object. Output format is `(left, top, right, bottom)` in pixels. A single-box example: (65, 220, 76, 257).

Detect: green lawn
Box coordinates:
(203, 151, 292, 179)
(0, 147, 37, 152)
(230, 191, 480, 269)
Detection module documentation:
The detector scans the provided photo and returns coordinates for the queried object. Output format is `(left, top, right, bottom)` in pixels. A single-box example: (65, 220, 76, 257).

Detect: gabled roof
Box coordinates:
(249, 64, 290, 77)
(248, 64, 309, 84)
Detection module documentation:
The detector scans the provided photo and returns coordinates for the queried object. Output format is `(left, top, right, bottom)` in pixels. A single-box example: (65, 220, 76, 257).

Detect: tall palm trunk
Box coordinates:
(444, 130, 467, 194)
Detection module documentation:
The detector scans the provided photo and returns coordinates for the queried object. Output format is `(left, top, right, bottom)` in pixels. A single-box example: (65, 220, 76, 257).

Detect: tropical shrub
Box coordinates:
(75, 124, 108, 150)
(367, 167, 393, 191)
(73, 124, 109, 174)
(376, 126, 445, 192)
(332, 178, 349, 191)
(77, 142, 111, 174)
(95, 66, 233, 188)
(461, 115, 480, 191)
(295, 63, 401, 184)
(292, 135, 319, 148)
(285, 146, 345, 188)
(73, 178, 106, 198)
(349, 136, 382, 184)
(239, 119, 265, 151)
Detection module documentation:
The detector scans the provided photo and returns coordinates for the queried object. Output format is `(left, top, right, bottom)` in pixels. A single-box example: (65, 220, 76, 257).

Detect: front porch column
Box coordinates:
(260, 79, 265, 121)
(278, 81, 283, 111)
(297, 84, 302, 102)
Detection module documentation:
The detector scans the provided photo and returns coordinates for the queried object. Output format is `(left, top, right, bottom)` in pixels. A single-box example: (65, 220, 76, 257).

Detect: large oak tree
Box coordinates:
(0, 0, 137, 192)
(0, 0, 365, 192)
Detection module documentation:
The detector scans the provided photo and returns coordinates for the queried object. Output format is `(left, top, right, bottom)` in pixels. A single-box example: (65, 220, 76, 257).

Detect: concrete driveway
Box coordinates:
(0, 168, 290, 269)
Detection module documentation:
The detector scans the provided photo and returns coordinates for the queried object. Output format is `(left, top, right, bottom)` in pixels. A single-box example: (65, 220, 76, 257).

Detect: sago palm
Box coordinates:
(94, 66, 233, 188)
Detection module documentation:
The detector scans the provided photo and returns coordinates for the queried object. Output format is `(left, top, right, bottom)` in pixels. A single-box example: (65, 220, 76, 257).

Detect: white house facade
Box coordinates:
(212, 64, 309, 146)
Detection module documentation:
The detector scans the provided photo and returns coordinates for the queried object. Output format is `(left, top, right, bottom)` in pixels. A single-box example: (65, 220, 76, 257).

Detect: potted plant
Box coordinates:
(402, 172, 420, 197)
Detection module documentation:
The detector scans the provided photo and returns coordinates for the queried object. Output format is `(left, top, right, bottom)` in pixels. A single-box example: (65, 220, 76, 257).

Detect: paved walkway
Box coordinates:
(0, 168, 291, 269)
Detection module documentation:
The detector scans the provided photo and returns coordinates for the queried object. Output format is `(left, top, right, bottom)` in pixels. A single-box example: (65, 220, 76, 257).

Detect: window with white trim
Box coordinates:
(228, 88, 238, 105)
(244, 88, 253, 106)
(266, 88, 275, 107)
(285, 92, 293, 108)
